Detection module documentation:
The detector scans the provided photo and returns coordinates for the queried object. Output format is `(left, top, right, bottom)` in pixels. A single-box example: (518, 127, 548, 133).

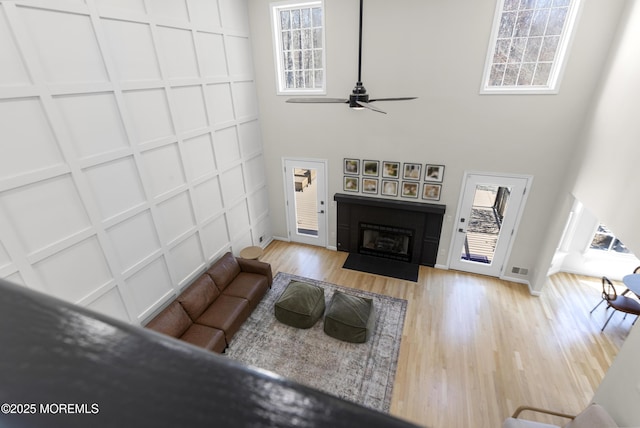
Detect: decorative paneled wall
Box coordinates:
(0, 0, 271, 325)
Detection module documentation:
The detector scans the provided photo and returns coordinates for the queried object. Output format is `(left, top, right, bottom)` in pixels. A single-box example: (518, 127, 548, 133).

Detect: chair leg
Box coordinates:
(601, 310, 617, 331)
(590, 299, 605, 314)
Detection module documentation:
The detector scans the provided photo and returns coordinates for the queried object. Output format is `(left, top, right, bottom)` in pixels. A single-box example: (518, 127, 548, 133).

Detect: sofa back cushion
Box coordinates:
(146, 301, 192, 338)
(565, 404, 617, 428)
(178, 274, 220, 320)
(207, 252, 241, 291)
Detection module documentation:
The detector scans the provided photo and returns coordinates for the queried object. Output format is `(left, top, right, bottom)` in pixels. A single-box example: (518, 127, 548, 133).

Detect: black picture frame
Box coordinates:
(402, 163, 421, 181)
(381, 179, 398, 197)
(424, 164, 445, 182)
(343, 176, 359, 192)
(362, 178, 378, 194)
(344, 158, 359, 175)
(362, 160, 380, 177)
(401, 181, 419, 198)
(382, 161, 400, 178)
(422, 183, 442, 201)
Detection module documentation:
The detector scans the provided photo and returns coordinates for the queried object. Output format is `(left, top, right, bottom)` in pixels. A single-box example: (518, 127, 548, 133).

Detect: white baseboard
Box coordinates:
(259, 237, 274, 248)
(500, 274, 538, 296)
(272, 236, 290, 242)
(327, 245, 337, 251)
(434, 263, 448, 270)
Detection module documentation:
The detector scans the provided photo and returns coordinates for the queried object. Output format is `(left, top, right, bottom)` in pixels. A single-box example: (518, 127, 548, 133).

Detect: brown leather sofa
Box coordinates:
(145, 251, 272, 353)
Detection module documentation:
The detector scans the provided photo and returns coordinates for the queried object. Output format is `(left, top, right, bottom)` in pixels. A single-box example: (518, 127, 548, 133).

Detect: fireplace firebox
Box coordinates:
(359, 223, 414, 262)
(335, 193, 446, 267)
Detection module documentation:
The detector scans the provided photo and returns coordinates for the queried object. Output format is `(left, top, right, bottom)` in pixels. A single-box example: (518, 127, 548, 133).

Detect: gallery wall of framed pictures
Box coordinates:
(343, 158, 444, 202)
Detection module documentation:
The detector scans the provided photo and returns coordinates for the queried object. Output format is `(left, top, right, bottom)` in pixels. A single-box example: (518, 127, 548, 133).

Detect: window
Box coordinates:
(481, 0, 582, 94)
(271, 1, 325, 95)
(590, 224, 631, 254)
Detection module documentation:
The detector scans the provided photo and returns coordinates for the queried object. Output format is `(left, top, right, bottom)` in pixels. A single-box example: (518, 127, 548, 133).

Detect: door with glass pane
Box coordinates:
(283, 159, 327, 247)
(449, 173, 530, 277)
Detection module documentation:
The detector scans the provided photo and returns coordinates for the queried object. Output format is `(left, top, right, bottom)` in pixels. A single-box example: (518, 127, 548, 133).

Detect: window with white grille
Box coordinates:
(481, 0, 582, 93)
(271, 0, 326, 95)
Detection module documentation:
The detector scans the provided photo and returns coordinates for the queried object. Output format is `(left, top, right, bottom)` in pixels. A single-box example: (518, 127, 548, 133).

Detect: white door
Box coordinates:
(449, 173, 531, 277)
(283, 159, 327, 247)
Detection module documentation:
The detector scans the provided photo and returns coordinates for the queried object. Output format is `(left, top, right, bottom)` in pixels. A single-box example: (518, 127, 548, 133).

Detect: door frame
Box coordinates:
(446, 171, 533, 277)
(282, 157, 329, 248)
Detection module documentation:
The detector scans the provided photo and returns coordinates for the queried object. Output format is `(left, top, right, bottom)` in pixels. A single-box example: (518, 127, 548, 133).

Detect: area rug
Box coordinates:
(225, 272, 407, 413)
(343, 253, 419, 282)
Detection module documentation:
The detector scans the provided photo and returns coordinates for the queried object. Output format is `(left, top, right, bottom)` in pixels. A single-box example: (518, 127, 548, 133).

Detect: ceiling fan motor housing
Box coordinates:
(349, 82, 369, 107)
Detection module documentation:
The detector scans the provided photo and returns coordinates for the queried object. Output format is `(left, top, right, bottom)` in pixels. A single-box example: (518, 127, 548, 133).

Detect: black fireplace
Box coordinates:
(335, 193, 445, 267)
(359, 223, 414, 262)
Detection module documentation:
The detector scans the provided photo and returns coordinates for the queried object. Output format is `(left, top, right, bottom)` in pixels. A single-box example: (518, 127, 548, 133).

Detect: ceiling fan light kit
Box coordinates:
(286, 0, 416, 114)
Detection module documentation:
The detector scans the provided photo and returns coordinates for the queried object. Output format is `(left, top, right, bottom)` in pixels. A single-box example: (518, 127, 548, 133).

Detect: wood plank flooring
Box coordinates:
(259, 240, 633, 428)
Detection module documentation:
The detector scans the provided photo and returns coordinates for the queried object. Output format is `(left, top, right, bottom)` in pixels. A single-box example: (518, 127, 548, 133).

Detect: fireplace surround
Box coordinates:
(335, 193, 445, 267)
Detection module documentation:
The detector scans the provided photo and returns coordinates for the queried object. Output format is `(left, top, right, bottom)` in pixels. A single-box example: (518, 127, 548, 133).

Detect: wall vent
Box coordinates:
(511, 267, 529, 275)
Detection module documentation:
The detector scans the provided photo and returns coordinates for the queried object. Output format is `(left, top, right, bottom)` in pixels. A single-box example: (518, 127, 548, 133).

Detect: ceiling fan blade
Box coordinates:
(356, 101, 386, 114)
(286, 98, 348, 103)
(368, 97, 418, 102)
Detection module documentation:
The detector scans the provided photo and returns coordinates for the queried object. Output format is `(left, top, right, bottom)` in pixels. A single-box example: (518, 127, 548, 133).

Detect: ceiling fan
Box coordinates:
(286, 0, 417, 114)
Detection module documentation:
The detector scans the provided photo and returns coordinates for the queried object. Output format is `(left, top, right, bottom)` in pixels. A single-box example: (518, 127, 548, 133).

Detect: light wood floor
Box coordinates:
(260, 240, 633, 428)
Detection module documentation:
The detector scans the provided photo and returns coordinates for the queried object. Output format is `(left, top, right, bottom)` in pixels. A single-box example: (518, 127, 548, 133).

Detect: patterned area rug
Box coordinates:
(225, 272, 407, 413)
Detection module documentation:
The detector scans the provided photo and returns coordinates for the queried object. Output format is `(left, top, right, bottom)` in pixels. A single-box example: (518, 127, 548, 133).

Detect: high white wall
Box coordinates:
(572, 0, 640, 425)
(248, 0, 626, 289)
(0, 0, 271, 325)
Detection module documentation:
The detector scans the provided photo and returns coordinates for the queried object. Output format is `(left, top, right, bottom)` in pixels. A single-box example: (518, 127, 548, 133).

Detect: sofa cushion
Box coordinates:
(237, 257, 273, 287)
(178, 274, 220, 320)
(146, 301, 192, 338)
(195, 294, 251, 341)
(222, 272, 269, 310)
(565, 404, 617, 428)
(180, 324, 226, 354)
(502, 418, 559, 428)
(207, 252, 241, 291)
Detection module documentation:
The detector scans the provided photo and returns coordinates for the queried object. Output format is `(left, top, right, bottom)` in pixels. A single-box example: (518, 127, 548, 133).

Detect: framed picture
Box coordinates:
(344, 176, 359, 192)
(362, 178, 378, 194)
(423, 183, 442, 201)
(401, 181, 419, 198)
(344, 158, 359, 175)
(382, 161, 400, 178)
(381, 180, 398, 197)
(403, 163, 421, 181)
(425, 164, 445, 182)
(362, 160, 379, 177)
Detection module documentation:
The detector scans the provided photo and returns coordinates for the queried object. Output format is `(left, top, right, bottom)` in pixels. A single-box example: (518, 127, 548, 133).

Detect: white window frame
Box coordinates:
(480, 0, 583, 95)
(270, 0, 327, 96)
(588, 224, 634, 256)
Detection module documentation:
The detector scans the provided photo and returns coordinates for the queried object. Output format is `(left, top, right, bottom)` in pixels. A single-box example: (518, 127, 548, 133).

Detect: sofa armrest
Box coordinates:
(237, 257, 273, 287)
(512, 406, 576, 420)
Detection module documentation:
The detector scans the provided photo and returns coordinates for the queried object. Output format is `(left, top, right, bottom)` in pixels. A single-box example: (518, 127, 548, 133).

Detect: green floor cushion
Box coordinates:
(275, 281, 325, 329)
(324, 291, 375, 343)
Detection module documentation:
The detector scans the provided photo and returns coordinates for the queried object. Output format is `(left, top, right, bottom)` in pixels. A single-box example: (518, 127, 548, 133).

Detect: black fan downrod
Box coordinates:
(286, 0, 416, 114)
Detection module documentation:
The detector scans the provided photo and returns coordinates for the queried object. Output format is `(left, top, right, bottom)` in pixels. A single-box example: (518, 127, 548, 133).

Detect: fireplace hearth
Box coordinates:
(335, 193, 445, 267)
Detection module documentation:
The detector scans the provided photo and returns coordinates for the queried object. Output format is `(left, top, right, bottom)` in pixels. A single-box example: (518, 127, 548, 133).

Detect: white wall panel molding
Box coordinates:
(167, 231, 206, 289)
(9, 1, 90, 16)
(94, 2, 147, 23)
(76, 146, 133, 170)
(0, 264, 19, 280)
(187, 0, 221, 31)
(0, 0, 270, 325)
(0, 163, 71, 194)
(119, 250, 163, 281)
